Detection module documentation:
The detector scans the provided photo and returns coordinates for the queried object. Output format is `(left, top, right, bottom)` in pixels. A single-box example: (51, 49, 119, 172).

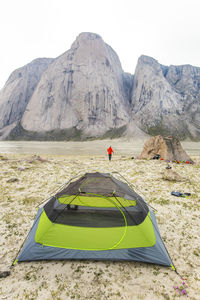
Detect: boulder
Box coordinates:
(139, 135, 193, 162)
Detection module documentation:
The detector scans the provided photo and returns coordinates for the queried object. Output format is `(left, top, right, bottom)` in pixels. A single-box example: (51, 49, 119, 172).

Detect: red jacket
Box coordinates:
(107, 147, 114, 155)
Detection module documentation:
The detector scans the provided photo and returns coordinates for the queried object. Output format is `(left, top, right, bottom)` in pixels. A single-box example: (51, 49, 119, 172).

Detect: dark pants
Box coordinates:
(108, 154, 112, 161)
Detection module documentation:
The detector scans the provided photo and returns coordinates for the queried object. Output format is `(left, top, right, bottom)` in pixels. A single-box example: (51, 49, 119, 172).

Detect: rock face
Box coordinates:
(139, 135, 193, 162)
(1, 32, 200, 141)
(131, 56, 200, 139)
(0, 58, 53, 130)
(21, 33, 130, 138)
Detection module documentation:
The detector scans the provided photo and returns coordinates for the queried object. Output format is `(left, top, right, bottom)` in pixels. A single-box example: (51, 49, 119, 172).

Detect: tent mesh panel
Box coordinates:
(44, 173, 149, 227)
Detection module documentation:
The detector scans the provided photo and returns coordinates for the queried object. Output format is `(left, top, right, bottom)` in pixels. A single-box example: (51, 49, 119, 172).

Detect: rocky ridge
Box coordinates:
(0, 32, 200, 140)
(21, 33, 130, 139)
(0, 58, 53, 130)
(131, 56, 200, 139)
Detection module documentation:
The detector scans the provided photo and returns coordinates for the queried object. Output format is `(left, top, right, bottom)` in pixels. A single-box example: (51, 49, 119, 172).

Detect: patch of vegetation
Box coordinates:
(22, 197, 37, 205)
(6, 122, 127, 141)
(193, 249, 199, 256)
(144, 120, 191, 140)
(100, 125, 127, 139)
(147, 121, 171, 137)
(153, 198, 170, 205)
(2, 212, 13, 224)
(6, 122, 84, 141)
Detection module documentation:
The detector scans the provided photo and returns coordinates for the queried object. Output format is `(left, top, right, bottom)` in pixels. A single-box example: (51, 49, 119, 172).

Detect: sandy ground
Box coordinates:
(0, 152, 199, 299)
(1, 139, 200, 156)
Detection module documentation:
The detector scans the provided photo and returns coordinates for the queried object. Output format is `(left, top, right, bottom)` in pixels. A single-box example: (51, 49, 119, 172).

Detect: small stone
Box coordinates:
(7, 178, 19, 183)
(0, 271, 11, 278)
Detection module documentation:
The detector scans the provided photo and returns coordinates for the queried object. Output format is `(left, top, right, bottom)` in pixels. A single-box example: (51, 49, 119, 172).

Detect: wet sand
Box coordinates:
(0, 151, 199, 299)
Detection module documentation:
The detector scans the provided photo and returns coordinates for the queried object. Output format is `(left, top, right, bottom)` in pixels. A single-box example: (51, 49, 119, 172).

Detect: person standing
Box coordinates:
(107, 146, 114, 161)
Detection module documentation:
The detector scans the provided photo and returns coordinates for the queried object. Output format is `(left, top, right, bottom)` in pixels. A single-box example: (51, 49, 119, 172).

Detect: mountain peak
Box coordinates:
(76, 32, 102, 41)
(1, 33, 200, 141)
(19, 32, 130, 137)
(138, 55, 158, 65)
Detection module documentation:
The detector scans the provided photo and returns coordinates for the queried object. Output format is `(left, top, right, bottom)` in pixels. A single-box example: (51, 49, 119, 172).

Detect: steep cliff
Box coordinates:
(1, 33, 200, 141)
(131, 55, 200, 139)
(21, 33, 130, 139)
(0, 58, 53, 130)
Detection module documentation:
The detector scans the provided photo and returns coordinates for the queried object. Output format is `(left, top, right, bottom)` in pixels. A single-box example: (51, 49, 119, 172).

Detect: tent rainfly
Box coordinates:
(139, 135, 193, 163)
(13, 172, 175, 269)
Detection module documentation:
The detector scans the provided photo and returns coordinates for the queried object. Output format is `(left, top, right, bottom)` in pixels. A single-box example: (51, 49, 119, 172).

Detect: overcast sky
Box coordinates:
(0, 0, 200, 89)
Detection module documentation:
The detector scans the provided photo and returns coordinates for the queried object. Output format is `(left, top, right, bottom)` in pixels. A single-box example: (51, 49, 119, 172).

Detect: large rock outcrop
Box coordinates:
(0, 58, 53, 130)
(139, 135, 193, 162)
(1, 33, 200, 141)
(131, 55, 200, 139)
(21, 33, 130, 139)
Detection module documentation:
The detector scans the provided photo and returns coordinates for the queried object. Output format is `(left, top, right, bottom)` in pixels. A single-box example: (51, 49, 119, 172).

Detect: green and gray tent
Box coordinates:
(14, 172, 174, 268)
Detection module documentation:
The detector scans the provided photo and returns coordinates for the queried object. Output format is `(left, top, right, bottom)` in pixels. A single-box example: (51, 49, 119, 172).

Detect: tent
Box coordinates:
(139, 135, 193, 163)
(14, 172, 174, 268)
